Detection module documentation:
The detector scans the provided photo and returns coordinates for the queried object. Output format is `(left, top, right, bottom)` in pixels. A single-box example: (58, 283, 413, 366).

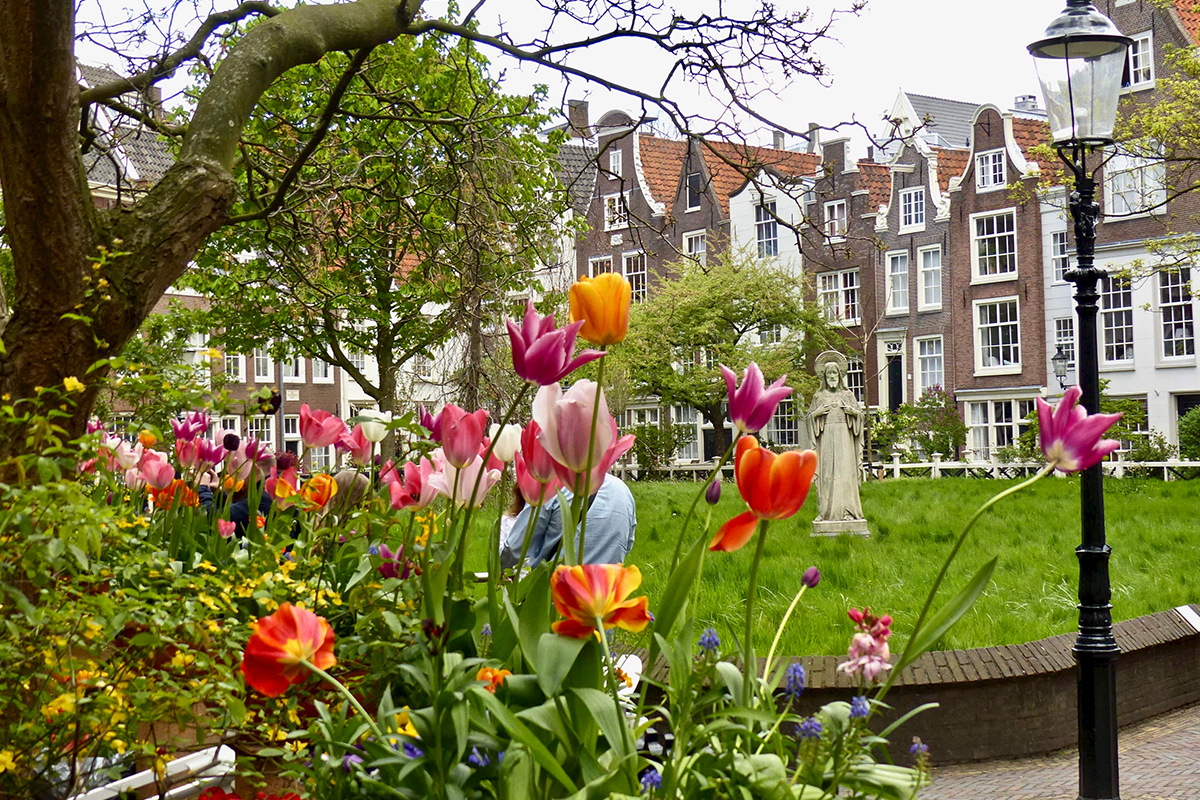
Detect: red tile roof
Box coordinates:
(1173, 0, 1200, 43)
(1010, 117, 1059, 179)
(857, 161, 890, 209)
(637, 135, 688, 207)
(934, 147, 969, 193)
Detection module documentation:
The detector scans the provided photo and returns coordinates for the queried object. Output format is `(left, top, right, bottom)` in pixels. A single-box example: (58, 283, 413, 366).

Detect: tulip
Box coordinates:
(223, 432, 240, 451)
(357, 409, 393, 443)
(377, 544, 410, 580)
(100, 434, 140, 471)
(266, 466, 302, 508)
(176, 437, 224, 471)
(479, 437, 505, 474)
(138, 430, 157, 448)
(1037, 386, 1123, 473)
(705, 478, 721, 505)
(520, 421, 558, 483)
(241, 603, 336, 698)
(476, 666, 512, 693)
(302, 473, 338, 510)
(514, 451, 562, 507)
(337, 425, 372, 467)
(721, 362, 793, 435)
(709, 437, 817, 552)
(428, 451, 500, 508)
(419, 404, 441, 441)
(488, 423, 522, 463)
(149, 479, 199, 510)
(124, 467, 145, 491)
(172, 410, 209, 442)
(86, 419, 105, 435)
(299, 403, 348, 449)
(217, 519, 236, 539)
(507, 298, 605, 384)
(569, 273, 632, 346)
(438, 404, 489, 469)
(139, 454, 175, 490)
(532, 381, 634, 496)
(550, 563, 653, 639)
(802, 566, 821, 588)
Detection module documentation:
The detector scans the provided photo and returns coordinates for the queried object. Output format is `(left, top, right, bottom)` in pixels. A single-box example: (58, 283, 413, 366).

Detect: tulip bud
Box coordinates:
(267, 389, 282, 413)
(802, 566, 821, 588)
(488, 423, 522, 463)
(223, 433, 240, 451)
(705, 478, 721, 505)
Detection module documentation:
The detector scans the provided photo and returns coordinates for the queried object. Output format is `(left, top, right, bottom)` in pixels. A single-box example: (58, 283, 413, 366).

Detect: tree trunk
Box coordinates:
(702, 404, 729, 461)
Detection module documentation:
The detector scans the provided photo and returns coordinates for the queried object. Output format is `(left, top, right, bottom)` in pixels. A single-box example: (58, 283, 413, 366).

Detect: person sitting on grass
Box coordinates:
(499, 473, 636, 569)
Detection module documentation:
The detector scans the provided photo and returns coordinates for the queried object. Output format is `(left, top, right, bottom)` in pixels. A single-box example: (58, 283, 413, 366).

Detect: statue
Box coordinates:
(805, 351, 870, 537)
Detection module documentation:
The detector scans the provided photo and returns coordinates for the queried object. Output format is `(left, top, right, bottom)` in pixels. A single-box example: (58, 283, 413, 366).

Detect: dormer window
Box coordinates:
(899, 187, 925, 230)
(975, 149, 1006, 191)
(686, 172, 703, 211)
(609, 150, 622, 180)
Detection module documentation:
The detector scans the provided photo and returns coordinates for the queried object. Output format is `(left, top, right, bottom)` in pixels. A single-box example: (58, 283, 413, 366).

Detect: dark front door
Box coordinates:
(703, 428, 718, 462)
(887, 356, 903, 413)
(1178, 394, 1200, 419)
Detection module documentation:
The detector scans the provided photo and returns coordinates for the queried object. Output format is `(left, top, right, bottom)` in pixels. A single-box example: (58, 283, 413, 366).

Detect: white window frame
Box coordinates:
(253, 347, 273, 383)
(823, 199, 847, 239)
(673, 405, 700, 462)
(623, 251, 647, 302)
(886, 251, 909, 315)
(348, 349, 367, 374)
(763, 397, 800, 447)
(1101, 274, 1135, 366)
(685, 171, 703, 211)
(588, 256, 614, 277)
(1054, 317, 1076, 369)
(973, 296, 1022, 376)
(310, 446, 333, 473)
(1104, 149, 1166, 218)
(413, 353, 434, 379)
(918, 245, 942, 311)
(756, 200, 779, 257)
(283, 414, 300, 442)
(218, 416, 241, 437)
(899, 187, 925, 231)
(915, 336, 944, 398)
(247, 415, 275, 449)
(966, 398, 1036, 461)
(223, 353, 245, 384)
(974, 149, 1006, 192)
(1123, 31, 1154, 90)
(281, 354, 305, 384)
(817, 268, 860, 327)
(970, 208, 1017, 284)
(603, 192, 630, 231)
(608, 150, 622, 181)
(1051, 231, 1070, 283)
(758, 323, 783, 345)
(846, 357, 865, 404)
(682, 230, 707, 265)
(1159, 267, 1195, 361)
(311, 357, 334, 384)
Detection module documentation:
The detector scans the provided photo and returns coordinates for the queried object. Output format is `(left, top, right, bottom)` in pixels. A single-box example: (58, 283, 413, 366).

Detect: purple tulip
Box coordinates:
(705, 478, 721, 505)
(86, 419, 105, 435)
(506, 299, 605, 385)
(223, 432, 240, 451)
(171, 409, 209, 442)
(378, 544, 409, 580)
(802, 566, 821, 588)
(720, 362, 792, 435)
(1037, 386, 1123, 473)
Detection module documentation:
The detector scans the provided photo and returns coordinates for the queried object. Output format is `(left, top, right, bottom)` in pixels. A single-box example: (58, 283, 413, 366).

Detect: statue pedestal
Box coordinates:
(811, 519, 871, 538)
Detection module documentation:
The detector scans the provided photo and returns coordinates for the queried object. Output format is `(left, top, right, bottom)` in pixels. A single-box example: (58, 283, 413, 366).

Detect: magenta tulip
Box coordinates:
(515, 451, 563, 507)
(1037, 386, 1123, 473)
(176, 437, 224, 470)
(299, 403, 348, 449)
(171, 409, 209, 442)
(337, 424, 372, 467)
(721, 362, 792, 435)
(419, 404, 441, 441)
(438, 404, 489, 469)
(507, 298, 605, 385)
(521, 421, 559, 483)
(387, 458, 440, 510)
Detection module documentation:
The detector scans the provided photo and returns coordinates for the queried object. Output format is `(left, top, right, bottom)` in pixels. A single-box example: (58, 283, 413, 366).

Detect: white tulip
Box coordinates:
(488, 423, 522, 463)
(358, 409, 393, 443)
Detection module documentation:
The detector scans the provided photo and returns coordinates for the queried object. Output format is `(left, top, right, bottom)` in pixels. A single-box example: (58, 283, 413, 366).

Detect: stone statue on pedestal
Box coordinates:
(806, 351, 870, 537)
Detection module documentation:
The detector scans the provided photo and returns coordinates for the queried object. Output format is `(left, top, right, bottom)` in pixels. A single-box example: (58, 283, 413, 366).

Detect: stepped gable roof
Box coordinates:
(907, 93, 980, 150)
(636, 135, 689, 206)
(933, 147, 969, 193)
(1173, 0, 1200, 43)
(1011, 116, 1058, 179)
(857, 161, 890, 209)
(555, 139, 598, 215)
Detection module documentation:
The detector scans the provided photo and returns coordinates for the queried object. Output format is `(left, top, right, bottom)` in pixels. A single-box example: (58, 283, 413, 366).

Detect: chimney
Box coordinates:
(772, 130, 785, 150)
(806, 122, 820, 154)
(1013, 94, 1041, 113)
(866, 146, 874, 163)
(566, 99, 590, 138)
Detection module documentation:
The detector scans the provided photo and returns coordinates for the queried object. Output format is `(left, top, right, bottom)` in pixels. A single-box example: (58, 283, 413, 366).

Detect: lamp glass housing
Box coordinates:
(1052, 346, 1070, 381)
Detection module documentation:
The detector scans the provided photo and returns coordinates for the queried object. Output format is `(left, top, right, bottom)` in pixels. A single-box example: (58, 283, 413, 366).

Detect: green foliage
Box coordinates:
(629, 423, 689, 477)
(908, 387, 968, 458)
(1178, 406, 1200, 460)
(867, 407, 917, 461)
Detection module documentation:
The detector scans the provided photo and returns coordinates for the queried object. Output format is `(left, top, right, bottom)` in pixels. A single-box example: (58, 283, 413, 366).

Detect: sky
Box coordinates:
(79, 0, 1067, 155)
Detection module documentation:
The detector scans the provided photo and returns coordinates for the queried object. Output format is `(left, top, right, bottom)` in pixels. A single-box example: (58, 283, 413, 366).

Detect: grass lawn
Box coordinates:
(463, 476, 1200, 658)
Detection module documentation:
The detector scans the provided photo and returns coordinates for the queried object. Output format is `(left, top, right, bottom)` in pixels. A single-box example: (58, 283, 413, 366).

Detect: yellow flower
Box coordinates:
(169, 651, 195, 670)
(569, 273, 632, 345)
(42, 692, 76, 718)
(395, 707, 419, 738)
(0, 750, 15, 774)
(64, 377, 85, 393)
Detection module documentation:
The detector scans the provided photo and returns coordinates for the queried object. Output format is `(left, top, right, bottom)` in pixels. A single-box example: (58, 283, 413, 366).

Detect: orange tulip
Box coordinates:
(241, 603, 336, 698)
(476, 666, 512, 693)
(550, 563, 652, 639)
(138, 430, 157, 448)
(709, 437, 817, 553)
(569, 273, 632, 346)
(302, 473, 338, 510)
(149, 479, 199, 510)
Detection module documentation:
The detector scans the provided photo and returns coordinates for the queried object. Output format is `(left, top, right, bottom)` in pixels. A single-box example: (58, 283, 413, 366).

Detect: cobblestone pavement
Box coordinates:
(920, 703, 1200, 799)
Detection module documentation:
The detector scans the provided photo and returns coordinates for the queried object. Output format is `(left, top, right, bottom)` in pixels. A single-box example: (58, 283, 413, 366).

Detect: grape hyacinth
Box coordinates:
(403, 743, 423, 759)
(798, 716, 823, 740)
(849, 695, 870, 719)
(910, 739, 930, 756)
(698, 627, 720, 654)
(640, 768, 663, 794)
(783, 662, 806, 700)
(467, 747, 490, 768)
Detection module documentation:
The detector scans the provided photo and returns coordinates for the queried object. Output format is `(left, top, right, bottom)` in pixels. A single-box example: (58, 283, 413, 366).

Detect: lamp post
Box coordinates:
(1053, 346, 1071, 390)
(1029, 4, 1131, 800)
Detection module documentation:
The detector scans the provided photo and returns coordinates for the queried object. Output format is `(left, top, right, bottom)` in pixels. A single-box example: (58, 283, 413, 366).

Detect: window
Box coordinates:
(756, 201, 779, 257)
(823, 200, 847, 238)
(588, 256, 613, 276)
(247, 415, 274, 448)
(764, 398, 799, 447)
(1122, 32, 1153, 89)
(1105, 151, 1165, 216)
(414, 354, 434, 379)
(975, 149, 1006, 190)
(604, 193, 629, 230)
(608, 150, 622, 181)
(975, 298, 1021, 373)
(899, 187, 925, 229)
(349, 350, 367, 373)
(625, 407, 660, 428)
(1160, 268, 1194, 359)
(1055, 317, 1076, 369)
(673, 405, 699, 461)
(623, 252, 647, 302)
(968, 402, 990, 459)
(967, 398, 1036, 460)
(224, 352, 244, 383)
(846, 357, 865, 404)
(310, 446, 333, 472)
(1101, 275, 1134, 363)
(283, 415, 300, 441)
(887, 252, 909, 314)
(312, 358, 334, 383)
(1052, 231, 1070, 282)
(1113, 397, 1150, 456)
(253, 348, 272, 382)
(217, 416, 240, 437)
(817, 269, 860, 326)
(972, 210, 1017, 280)
(916, 337, 944, 397)
(683, 230, 707, 265)
(281, 355, 304, 383)
(759, 324, 782, 345)
(704, 348, 719, 371)
(919, 246, 942, 310)
(686, 172, 703, 210)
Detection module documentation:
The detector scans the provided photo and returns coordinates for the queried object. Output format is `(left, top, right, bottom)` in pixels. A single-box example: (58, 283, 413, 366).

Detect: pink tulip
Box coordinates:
(99, 435, 140, 471)
(428, 450, 500, 508)
(419, 404, 441, 441)
(721, 362, 792, 435)
(506, 298, 605, 385)
(139, 454, 175, 490)
(176, 437, 224, 470)
(438, 404, 489, 469)
(1037, 386, 1123, 473)
(172, 409, 209, 442)
(521, 421, 559, 483)
(217, 519, 236, 539)
(387, 458, 440, 510)
(124, 467, 146, 491)
(337, 424, 372, 467)
(532, 381, 634, 496)
(563, 415, 635, 496)
(479, 437, 505, 473)
(299, 403, 348, 448)
(515, 451, 562, 507)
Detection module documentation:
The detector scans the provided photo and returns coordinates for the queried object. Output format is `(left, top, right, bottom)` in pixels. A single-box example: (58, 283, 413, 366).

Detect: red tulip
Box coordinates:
(550, 564, 653, 639)
(709, 437, 817, 552)
(437, 404, 489, 469)
(1037, 386, 1123, 473)
(515, 451, 562, 507)
(387, 457, 440, 510)
(520, 421, 558, 483)
(299, 404, 347, 449)
(241, 603, 336, 698)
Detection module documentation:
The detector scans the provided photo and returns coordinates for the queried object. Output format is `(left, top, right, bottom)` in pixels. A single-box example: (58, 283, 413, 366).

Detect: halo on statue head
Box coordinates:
(814, 350, 848, 377)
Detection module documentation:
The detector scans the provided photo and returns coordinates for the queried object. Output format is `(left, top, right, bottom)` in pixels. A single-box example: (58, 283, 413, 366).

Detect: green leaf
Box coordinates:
(569, 688, 632, 761)
(536, 633, 586, 697)
(876, 702, 939, 740)
(557, 489, 577, 565)
(654, 534, 705, 642)
(428, 557, 453, 626)
(714, 661, 745, 707)
(517, 566, 551, 672)
(469, 686, 578, 793)
(897, 557, 998, 674)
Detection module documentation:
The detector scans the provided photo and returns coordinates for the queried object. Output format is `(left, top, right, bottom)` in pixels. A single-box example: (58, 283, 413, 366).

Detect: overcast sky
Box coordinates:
(80, 0, 1066, 155)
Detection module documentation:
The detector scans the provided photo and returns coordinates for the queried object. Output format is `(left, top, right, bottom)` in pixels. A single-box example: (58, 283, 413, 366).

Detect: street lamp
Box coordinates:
(1029, 4, 1131, 800)
(1052, 346, 1071, 390)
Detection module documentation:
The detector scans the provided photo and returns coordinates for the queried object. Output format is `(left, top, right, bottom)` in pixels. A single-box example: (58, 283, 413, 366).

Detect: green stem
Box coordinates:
(743, 519, 769, 706)
(514, 486, 546, 588)
(763, 584, 808, 689)
(596, 616, 638, 787)
(669, 440, 735, 574)
(302, 660, 386, 743)
(575, 352, 607, 563)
